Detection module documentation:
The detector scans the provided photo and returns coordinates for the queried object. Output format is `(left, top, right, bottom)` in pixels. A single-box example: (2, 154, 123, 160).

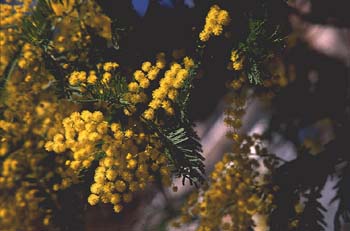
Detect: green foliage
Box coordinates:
(0, 49, 21, 96)
(22, 0, 54, 48)
(69, 73, 129, 108)
(164, 124, 205, 186)
(143, 119, 205, 186)
(137, 64, 206, 186)
(239, 19, 284, 84)
(176, 64, 199, 115)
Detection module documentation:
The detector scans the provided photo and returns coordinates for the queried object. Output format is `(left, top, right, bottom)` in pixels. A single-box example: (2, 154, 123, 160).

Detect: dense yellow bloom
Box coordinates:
(0, 26, 79, 229)
(148, 67, 160, 80)
(143, 108, 155, 120)
(87, 72, 98, 84)
(0, 0, 184, 228)
(199, 5, 231, 42)
(103, 62, 119, 72)
(46, 110, 172, 214)
(231, 50, 244, 71)
(45, 110, 106, 169)
(122, 55, 168, 116)
(183, 56, 195, 69)
(128, 82, 139, 92)
(68, 62, 119, 90)
(102, 72, 112, 84)
(143, 56, 194, 120)
(69, 71, 85, 85)
(88, 194, 99, 205)
(233, 61, 243, 71)
(141, 61, 152, 72)
(139, 77, 150, 88)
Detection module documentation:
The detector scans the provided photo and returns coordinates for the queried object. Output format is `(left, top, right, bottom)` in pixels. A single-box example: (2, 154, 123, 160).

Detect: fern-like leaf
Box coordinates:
(143, 118, 205, 187)
(22, 0, 53, 47)
(333, 163, 350, 231)
(299, 190, 327, 231)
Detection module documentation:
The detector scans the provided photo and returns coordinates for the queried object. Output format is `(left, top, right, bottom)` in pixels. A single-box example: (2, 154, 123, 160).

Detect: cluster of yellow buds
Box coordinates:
(0, 138, 9, 157)
(89, 138, 171, 213)
(45, 110, 108, 170)
(199, 5, 231, 42)
(0, 120, 16, 136)
(0, 185, 46, 230)
(124, 53, 166, 116)
(0, 159, 18, 188)
(68, 71, 88, 86)
(143, 56, 195, 120)
(68, 62, 119, 88)
(0, 24, 22, 75)
(0, 28, 16, 75)
(0, 0, 31, 27)
(17, 43, 41, 71)
(178, 143, 273, 231)
(51, 0, 112, 40)
(45, 110, 172, 213)
(100, 62, 119, 84)
(49, 0, 114, 64)
(230, 50, 244, 71)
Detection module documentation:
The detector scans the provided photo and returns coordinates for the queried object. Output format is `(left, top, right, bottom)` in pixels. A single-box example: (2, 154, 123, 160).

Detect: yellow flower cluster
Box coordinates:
(1, 94, 79, 194)
(48, 0, 112, 64)
(0, 0, 120, 229)
(0, 184, 48, 231)
(0, 0, 32, 75)
(0, 73, 82, 229)
(89, 137, 171, 213)
(0, 138, 9, 157)
(230, 50, 244, 71)
(0, 71, 78, 229)
(0, 158, 18, 188)
(68, 62, 119, 88)
(199, 5, 231, 42)
(45, 111, 107, 170)
(45, 111, 172, 213)
(51, 0, 111, 40)
(84, 10, 112, 41)
(17, 43, 42, 70)
(69, 71, 85, 86)
(124, 53, 166, 116)
(177, 81, 274, 231)
(0, 27, 19, 76)
(0, 0, 31, 27)
(143, 56, 195, 120)
(178, 142, 273, 231)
